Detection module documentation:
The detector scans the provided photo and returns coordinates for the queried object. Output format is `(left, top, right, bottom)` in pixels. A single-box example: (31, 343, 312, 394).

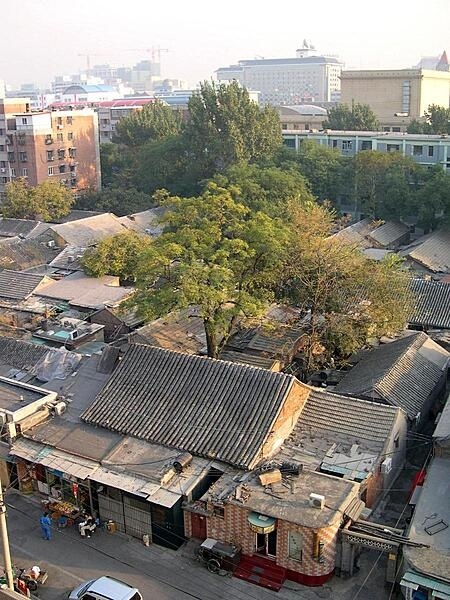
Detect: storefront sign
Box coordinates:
(248, 512, 276, 534)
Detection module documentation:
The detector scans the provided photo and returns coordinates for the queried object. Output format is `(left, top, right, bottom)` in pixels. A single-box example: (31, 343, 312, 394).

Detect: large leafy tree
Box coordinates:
(3, 178, 74, 221)
(76, 187, 154, 216)
(185, 81, 282, 175)
(129, 183, 289, 358)
(114, 101, 183, 147)
(407, 104, 450, 135)
(413, 166, 450, 230)
(209, 163, 314, 217)
(282, 203, 412, 377)
(81, 231, 152, 284)
(323, 102, 379, 131)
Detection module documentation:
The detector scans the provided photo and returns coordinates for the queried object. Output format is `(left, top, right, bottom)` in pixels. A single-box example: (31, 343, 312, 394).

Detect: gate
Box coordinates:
(98, 493, 125, 533)
(123, 495, 152, 539)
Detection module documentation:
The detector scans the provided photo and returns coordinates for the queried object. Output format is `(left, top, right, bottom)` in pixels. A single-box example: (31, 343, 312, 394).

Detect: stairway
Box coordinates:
(234, 554, 286, 592)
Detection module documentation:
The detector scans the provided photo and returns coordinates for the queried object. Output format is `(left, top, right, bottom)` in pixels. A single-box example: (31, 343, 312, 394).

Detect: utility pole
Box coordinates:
(0, 484, 14, 590)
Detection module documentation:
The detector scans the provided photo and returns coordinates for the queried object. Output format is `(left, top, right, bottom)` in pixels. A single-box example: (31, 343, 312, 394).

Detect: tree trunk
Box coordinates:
(204, 319, 219, 359)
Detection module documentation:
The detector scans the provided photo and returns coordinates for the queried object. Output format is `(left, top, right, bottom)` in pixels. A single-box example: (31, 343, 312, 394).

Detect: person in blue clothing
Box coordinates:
(39, 512, 52, 540)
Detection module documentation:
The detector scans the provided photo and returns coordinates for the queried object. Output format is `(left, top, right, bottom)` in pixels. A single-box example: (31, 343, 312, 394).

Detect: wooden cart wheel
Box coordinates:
(26, 580, 38, 592)
(207, 558, 220, 574)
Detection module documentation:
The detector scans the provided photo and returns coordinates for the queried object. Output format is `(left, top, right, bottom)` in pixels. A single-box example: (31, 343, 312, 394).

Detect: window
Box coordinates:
(21, 117, 28, 125)
(428, 146, 434, 157)
(342, 140, 353, 150)
(59, 164, 66, 174)
(213, 505, 225, 518)
(57, 133, 63, 142)
(22, 168, 28, 177)
(67, 132, 74, 141)
(69, 164, 76, 172)
(332, 139, 338, 148)
(392, 127, 401, 132)
(10, 167, 16, 177)
(282, 124, 288, 130)
(288, 531, 303, 561)
(394, 434, 400, 449)
(48, 166, 54, 176)
(0, 161, 6, 168)
(0, 129, 4, 136)
(68, 148, 76, 159)
(19, 152, 27, 162)
(57, 117, 62, 125)
(7, 152, 15, 162)
(413, 145, 423, 156)
(383, 126, 391, 132)
(0, 145, 4, 152)
(361, 141, 372, 150)
(47, 150, 54, 161)
(58, 149, 65, 160)
(66, 116, 73, 125)
(387, 144, 400, 152)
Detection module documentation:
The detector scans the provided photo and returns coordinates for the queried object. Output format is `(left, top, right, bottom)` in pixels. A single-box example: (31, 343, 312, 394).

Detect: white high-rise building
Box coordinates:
(216, 41, 343, 106)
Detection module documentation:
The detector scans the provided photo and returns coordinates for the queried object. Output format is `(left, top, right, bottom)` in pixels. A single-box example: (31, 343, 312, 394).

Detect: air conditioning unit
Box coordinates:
(47, 240, 55, 248)
(0, 168, 5, 174)
(309, 493, 325, 509)
(57, 124, 63, 130)
(53, 402, 67, 416)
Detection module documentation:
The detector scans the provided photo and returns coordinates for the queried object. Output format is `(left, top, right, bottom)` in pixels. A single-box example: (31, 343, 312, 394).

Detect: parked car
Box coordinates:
(68, 576, 142, 600)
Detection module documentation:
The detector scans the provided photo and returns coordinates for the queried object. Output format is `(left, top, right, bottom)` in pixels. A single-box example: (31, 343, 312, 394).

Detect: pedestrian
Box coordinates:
(39, 512, 52, 540)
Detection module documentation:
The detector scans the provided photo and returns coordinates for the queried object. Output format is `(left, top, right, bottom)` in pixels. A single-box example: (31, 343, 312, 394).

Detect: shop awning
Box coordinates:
(400, 571, 450, 599)
(10, 437, 98, 480)
(147, 487, 180, 509)
(248, 512, 276, 534)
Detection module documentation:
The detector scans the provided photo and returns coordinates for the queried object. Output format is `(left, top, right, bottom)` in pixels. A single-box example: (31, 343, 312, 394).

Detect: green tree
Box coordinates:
(282, 203, 412, 377)
(3, 179, 74, 221)
(209, 163, 314, 217)
(413, 165, 450, 230)
(114, 101, 183, 147)
(129, 183, 289, 357)
(76, 187, 154, 216)
(351, 151, 419, 219)
(81, 231, 153, 284)
(323, 103, 379, 131)
(407, 105, 450, 135)
(185, 80, 282, 176)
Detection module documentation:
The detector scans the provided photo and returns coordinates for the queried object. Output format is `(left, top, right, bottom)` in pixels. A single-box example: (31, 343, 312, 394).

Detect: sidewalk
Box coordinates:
(4, 490, 387, 600)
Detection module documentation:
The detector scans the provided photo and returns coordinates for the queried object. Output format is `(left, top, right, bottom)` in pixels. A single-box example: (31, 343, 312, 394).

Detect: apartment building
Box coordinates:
(340, 69, 450, 130)
(217, 45, 343, 106)
(0, 98, 101, 200)
(282, 129, 450, 171)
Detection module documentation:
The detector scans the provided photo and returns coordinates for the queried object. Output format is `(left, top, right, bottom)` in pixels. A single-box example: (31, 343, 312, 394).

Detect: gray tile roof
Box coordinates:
(50, 213, 127, 246)
(410, 278, 450, 329)
(367, 221, 410, 248)
(0, 238, 57, 271)
(0, 336, 48, 371)
(81, 344, 297, 469)
(334, 332, 449, 418)
(0, 218, 49, 239)
(407, 230, 450, 273)
(0, 270, 47, 300)
(219, 350, 279, 370)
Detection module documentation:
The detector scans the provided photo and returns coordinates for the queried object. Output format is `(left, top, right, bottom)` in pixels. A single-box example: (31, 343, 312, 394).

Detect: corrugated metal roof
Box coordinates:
(407, 230, 450, 273)
(334, 333, 449, 418)
(410, 278, 450, 329)
(0, 270, 47, 300)
(367, 221, 410, 248)
(82, 344, 298, 469)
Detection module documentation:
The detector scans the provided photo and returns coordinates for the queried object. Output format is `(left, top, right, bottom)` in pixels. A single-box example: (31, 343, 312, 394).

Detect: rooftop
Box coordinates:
(334, 332, 449, 419)
(404, 456, 450, 584)
(0, 377, 50, 412)
(0, 238, 58, 272)
(332, 219, 409, 250)
(118, 207, 166, 236)
(278, 389, 401, 478)
(0, 270, 50, 300)
(81, 344, 305, 469)
(410, 278, 450, 330)
(209, 468, 359, 528)
(405, 230, 450, 274)
(50, 213, 127, 247)
(35, 271, 132, 309)
(0, 218, 49, 240)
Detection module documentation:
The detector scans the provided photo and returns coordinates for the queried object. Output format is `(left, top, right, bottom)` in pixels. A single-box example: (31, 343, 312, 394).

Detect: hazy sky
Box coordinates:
(2, 0, 449, 89)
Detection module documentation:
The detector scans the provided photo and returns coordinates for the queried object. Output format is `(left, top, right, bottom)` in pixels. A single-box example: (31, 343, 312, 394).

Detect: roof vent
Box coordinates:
(173, 452, 193, 473)
(309, 493, 325, 509)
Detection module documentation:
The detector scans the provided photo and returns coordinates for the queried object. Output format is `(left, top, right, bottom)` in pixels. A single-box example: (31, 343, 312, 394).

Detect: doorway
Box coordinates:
(255, 530, 277, 557)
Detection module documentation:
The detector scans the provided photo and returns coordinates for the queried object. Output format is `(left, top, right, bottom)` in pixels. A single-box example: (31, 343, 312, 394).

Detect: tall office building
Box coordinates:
(0, 98, 101, 200)
(216, 42, 343, 105)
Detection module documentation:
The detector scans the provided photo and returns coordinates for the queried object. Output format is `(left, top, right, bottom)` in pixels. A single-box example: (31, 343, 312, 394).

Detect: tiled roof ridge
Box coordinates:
(374, 332, 428, 393)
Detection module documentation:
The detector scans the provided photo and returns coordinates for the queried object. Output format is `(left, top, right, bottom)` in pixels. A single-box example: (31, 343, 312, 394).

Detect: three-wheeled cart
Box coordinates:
(196, 538, 241, 575)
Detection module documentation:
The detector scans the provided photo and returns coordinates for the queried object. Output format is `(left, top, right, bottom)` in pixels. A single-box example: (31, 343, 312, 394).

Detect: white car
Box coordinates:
(68, 576, 142, 600)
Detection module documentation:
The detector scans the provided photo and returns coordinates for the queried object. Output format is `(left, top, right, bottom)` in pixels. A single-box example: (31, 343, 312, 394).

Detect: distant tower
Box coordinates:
(436, 50, 449, 71)
(296, 40, 316, 58)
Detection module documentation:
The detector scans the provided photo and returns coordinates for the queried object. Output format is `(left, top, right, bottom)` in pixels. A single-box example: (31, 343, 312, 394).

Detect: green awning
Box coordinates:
(248, 512, 276, 534)
(400, 571, 450, 598)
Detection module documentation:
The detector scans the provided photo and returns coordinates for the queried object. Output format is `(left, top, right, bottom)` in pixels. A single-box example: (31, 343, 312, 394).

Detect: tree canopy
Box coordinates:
(81, 231, 153, 284)
(2, 178, 74, 221)
(114, 100, 183, 147)
(323, 102, 380, 131)
(282, 203, 413, 376)
(185, 80, 282, 175)
(128, 183, 289, 358)
(407, 104, 450, 135)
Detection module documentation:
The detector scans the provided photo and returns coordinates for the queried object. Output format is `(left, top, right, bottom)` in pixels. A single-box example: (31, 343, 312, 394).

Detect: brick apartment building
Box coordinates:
(0, 98, 101, 201)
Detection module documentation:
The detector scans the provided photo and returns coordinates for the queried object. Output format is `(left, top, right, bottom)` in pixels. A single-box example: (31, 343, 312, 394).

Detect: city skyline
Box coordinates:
(1, 0, 449, 89)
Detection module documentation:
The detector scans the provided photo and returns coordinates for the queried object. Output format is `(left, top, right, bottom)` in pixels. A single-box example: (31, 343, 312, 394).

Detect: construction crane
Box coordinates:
(124, 47, 169, 63)
(77, 53, 109, 71)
